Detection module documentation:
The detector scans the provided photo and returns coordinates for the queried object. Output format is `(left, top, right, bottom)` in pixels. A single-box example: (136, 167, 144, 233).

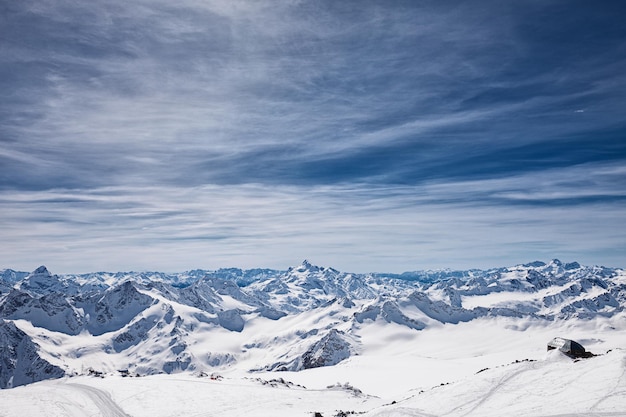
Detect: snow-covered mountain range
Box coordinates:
(1, 259, 624, 391)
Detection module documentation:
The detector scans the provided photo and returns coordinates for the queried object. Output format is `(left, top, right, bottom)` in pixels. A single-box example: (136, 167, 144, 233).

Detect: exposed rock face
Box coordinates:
(302, 329, 352, 369)
(0, 290, 84, 335)
(0, 260, 624, 388)
(82, 280, 155, 335)
(18, 266, 67, 296)
(262, 329, 355, 372)
(0, 320, 64, 388)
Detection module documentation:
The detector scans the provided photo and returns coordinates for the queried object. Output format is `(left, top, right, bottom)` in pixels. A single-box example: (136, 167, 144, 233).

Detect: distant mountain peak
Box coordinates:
(296, 259, 320, 272)
(18, 266, 64, 296)
(0, 259, 624, 389)
(523, 261, 547, 268)
(32, 266, 51, 275)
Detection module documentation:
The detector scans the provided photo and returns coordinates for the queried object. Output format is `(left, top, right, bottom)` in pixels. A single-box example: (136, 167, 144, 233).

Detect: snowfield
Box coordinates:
(1, 260, 625, 416)
(2, 320, 625, 417)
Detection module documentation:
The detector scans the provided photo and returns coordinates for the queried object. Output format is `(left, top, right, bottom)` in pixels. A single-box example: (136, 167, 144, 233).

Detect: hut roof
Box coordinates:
(547, 337, 586, 357)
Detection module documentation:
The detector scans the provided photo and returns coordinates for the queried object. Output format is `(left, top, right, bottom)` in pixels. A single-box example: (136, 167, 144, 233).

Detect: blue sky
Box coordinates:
(1, 0, 625, 273)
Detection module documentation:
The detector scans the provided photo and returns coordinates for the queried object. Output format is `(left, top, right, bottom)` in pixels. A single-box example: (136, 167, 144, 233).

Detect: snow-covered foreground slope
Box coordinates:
(1, 259, 625, 415)
(0, 373, 381, 417)
(364, 348, 626, 417)
(0, 318, 625, 417)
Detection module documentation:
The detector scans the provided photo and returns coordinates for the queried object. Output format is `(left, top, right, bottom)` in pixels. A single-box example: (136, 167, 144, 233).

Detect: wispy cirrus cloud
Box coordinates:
(1, 160, 624, 272)
(1, 0, 625, 271)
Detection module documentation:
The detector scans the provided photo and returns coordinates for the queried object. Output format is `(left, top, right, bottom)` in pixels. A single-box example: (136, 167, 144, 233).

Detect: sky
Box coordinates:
(1, 0, 625, 274)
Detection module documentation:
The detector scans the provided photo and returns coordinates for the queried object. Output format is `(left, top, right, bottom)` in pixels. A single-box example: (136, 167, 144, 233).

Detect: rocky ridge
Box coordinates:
(0, 259, 624, 388)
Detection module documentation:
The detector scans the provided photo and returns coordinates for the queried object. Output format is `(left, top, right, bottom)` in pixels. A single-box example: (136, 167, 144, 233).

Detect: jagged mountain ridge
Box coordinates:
(0, 320, 64, 388)
(0, 259, 624, 389)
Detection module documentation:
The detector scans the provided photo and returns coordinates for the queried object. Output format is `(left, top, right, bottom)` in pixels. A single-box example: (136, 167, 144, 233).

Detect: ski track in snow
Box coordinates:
(452, 364, 536, 417)
(544, 414, 626, 417)
(590, 363, 626, 413)
(65, 383, 132, 417)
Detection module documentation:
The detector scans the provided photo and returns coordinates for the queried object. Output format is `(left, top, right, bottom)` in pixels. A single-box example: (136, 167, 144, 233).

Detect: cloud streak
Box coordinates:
(1, 0, 625, 271)
(1, 161, 624, 273)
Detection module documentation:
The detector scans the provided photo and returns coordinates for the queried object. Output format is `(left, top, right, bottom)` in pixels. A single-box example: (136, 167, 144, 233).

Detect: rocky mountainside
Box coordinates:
(0, 320, 64, 388)
(0, 259, 624, 388)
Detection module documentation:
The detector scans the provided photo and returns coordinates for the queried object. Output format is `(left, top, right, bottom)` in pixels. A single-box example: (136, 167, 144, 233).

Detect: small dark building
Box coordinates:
(547, 337, 590, 358)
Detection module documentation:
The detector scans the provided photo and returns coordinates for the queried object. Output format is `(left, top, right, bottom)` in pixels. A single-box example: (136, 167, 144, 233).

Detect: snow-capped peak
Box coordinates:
(296, 259, 320, 272)
(0, 260, 624, 390)
(32, 266, 51, 275)
(18, 266, 66, 296)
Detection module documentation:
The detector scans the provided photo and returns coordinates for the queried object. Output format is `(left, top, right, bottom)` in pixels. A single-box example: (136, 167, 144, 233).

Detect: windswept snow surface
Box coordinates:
(1, 260, 626, 416)
(0, 374, 382, 417)
(0, 328, 624, 417)
(363, 349, 626, 417)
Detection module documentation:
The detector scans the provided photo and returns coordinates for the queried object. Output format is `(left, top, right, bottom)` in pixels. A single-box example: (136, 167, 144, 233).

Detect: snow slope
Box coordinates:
(0, 260, 625, 416)
(364, 348, 626, 417)
(0, 319, 624, 416)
